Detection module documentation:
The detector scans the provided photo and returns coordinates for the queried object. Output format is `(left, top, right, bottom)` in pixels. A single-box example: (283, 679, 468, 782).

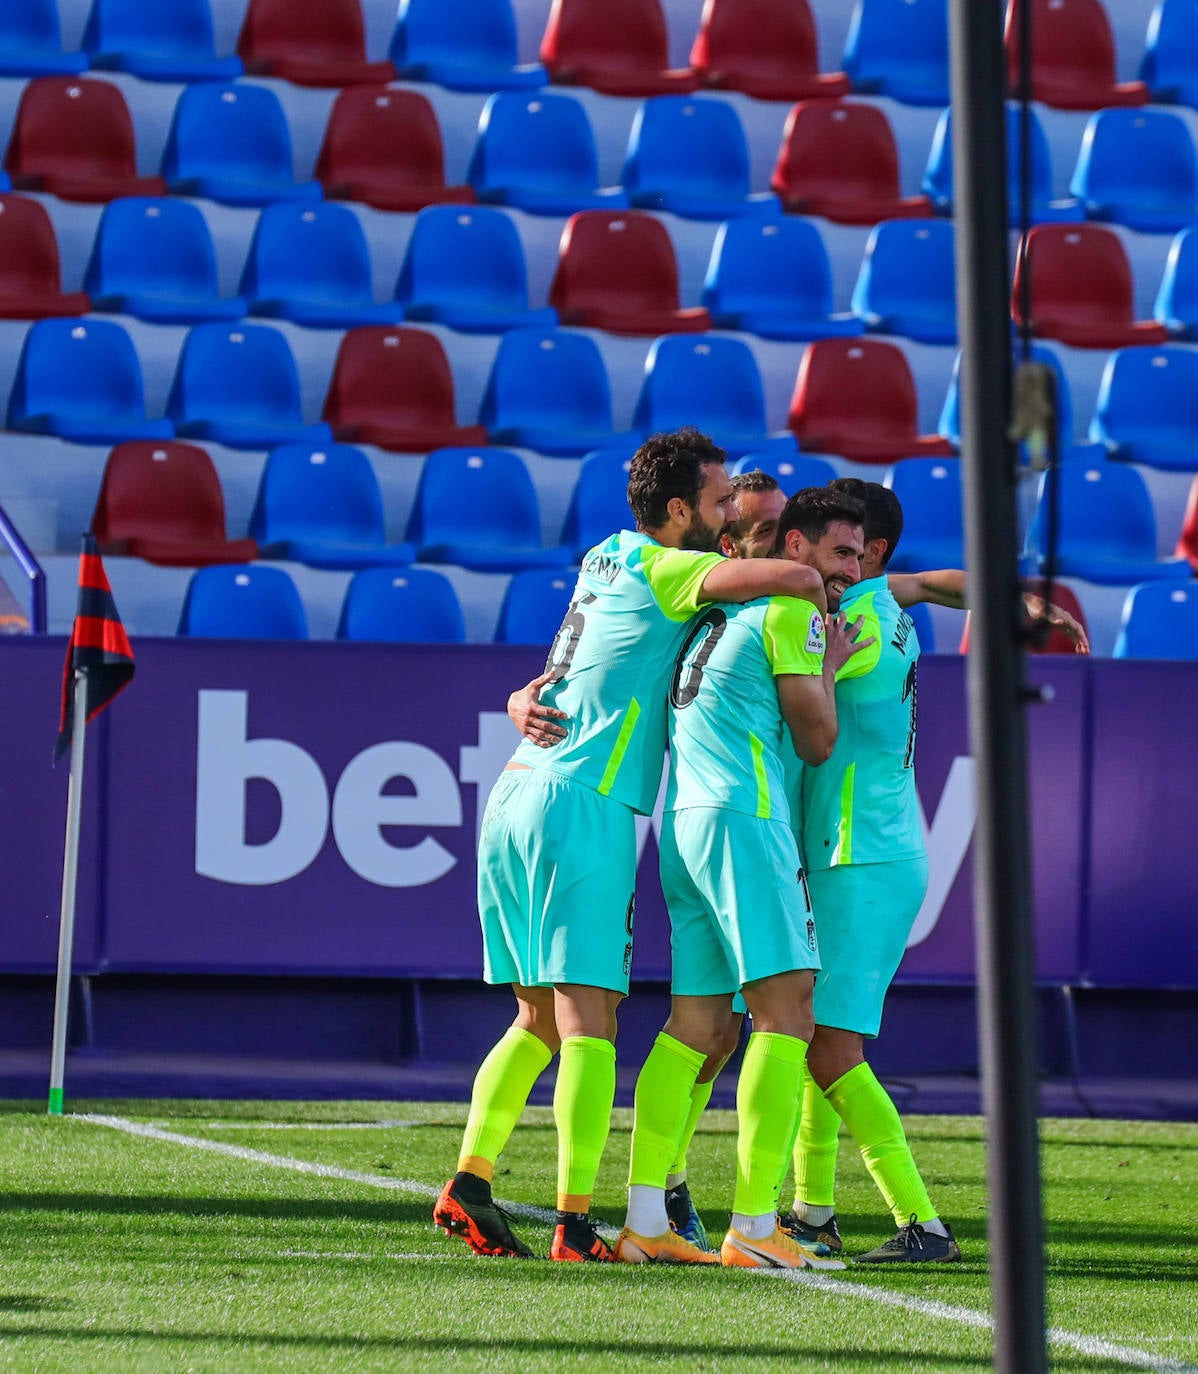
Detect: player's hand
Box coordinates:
(823, 612, 875, 675)
(1024, 593, 1091, 655)
(507, 669, 569, 747)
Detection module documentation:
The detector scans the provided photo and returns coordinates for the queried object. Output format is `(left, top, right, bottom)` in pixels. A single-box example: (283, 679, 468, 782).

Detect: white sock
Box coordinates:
(664, 1172, 686, 1191)
(798, 1202, 835, 1226)
(918, 1216, 949, 1238)
(625, 1185, 669, 1237)
(730, 1211, 775, 1240)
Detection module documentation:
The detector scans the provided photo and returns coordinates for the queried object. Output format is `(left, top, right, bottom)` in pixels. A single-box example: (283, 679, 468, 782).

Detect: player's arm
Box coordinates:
(771, 607, 874, 766)
(889, 570, 1090, 653)
(698, 557, 828, 614)
(507, 669, 568, 747)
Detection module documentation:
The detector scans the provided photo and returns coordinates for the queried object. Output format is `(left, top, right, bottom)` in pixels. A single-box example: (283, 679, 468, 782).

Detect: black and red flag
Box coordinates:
(55, 534, 135, 758)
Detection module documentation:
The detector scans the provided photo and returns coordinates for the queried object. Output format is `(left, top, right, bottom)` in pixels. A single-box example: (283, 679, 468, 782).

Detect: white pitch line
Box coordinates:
(191, 1120, 428, 1132)
(72, 1114, 1195, 1374)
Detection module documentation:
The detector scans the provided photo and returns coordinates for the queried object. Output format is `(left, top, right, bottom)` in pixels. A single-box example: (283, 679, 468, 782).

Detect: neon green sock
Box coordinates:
(827, 1062, 935, 1226)
(458, 1026, 554, 1183)
(668, 1075, 716, 1178)
(732, 1031, 808, 1219)
(554, 1035, 617, 1212)
(792, 1064, 842, 1209)
(628, 1033, 706, 1188)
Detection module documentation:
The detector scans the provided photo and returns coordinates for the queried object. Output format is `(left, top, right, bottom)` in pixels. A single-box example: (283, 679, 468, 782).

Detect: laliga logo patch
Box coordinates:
(806, 611, 825, 656)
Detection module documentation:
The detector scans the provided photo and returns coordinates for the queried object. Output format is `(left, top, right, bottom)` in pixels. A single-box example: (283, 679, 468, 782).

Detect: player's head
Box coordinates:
(721, 470, 787, 559)
(627, 427, 734, 553)
(775, 486, 866, 611)
(827, 477, 904, 576)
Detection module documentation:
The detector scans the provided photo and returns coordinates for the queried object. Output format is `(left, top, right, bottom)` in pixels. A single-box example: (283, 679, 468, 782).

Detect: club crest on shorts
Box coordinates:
(806, 611, 825, 656)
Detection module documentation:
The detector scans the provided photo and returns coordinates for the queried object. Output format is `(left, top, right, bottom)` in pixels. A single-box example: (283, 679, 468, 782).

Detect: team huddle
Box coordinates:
(434, 427, 974, 1270)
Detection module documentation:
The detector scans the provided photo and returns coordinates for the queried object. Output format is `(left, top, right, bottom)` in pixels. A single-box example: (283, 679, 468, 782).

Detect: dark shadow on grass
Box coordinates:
(0, 1193, 434, 1225)
(0, 1298, 64, 1313)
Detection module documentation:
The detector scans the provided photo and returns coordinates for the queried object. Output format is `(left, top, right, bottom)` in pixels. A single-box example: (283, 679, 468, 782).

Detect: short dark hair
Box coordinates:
(776, 486, 865, 551)
(627, 427, 727, 531)
(827, 477, 904, 568)
(726, 469, 781, 540)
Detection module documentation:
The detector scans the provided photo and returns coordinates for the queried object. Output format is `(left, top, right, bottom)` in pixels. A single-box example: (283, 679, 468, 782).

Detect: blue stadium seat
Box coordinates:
(1025, 462, 1191, 584)
(622, 96, 779, 220)
(162, 83, 323, 207)
(407, 447, 572, 571)
(922, 103, 1083, 224)
(0, 0, 88, 74)
(842, 0, 950, 106)
(83, 0, 243, 82)
(480, 328, 640, 457)
(939, 344, 1089, 458)
(1090, 345, 1198, 472)
(167, 323, 334, 451)
(729, 451, 838, 493)
(560, 446, 637, 558)
(395, 205, 557, 334)
(1153, 225, 1198, 338)
(7, 318, 173, 443)
(851, 219, 957, 345)
(468, 92, 628, 215)
(1069, 108, 1198, 234)
(1141, 0, 1198, 106)
(1113, 581, 1198, 659)
(390, 0, 546, 90)
(884, 457, 963, 572)
(336, 567, 466, 643)
(249, 444, 415, 569)
(178, 564, 308, 638)
(701, 218, 863, 339)
(495, 568, 577, 643)
(84, 197, 247, 324)
(905, 599, 935, 652)
(240, 202, 403, 328)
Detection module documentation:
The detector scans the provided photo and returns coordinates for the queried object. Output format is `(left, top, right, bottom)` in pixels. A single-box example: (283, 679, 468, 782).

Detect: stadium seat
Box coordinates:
(7, 318, 173, 443)
(959, 578, 1091, 655)
(851, 219, 957, 345)
(1004, 0, 1148, 110)
(407, 447, 573, 571)
(1153, 224, 1198, 338)
(622, 96, 779, 220)
(249, 444, 415, 569)
(728, 451, 838, 493)
(770, 100, 934, 224)
(1141, 0, 1198, 105)
(1012, 225, 1169, 349)
(468, 92, 628, 215)
(1089, 345, 1198, 472)
(1024, 463, 1191, 584)
(240, 202, 403, 328)
(701, 218, 862, 340)
(689, 0, 850, 101)
(842, 0, 950, 106)
(1174, 472, 1198, 568)
(883, 457, 963, 572)
(904, 599, 935, 652)
(91, 440, 258, 566)
(540, 0, 698, 95)
(1069, 108, 1198, 234)
(938, 343, 1077, 455)
(632, 335, 788, 458)
(84, 197, 246, 324)
(395, 206, 557, 334)
(162, 83, 323, 207)
(83, 0, 243, 82)
(1113, 582, 1198, 659)
(0, 0, 88, 75)
(560, 446, 637, 558)
(391, 0, 546, 90)
(315, 87, 474, 214)
(550, 211, 711, 335)
(480, 328, 639, 457)
(336, 567, 466, 642)
(922, 103, 1084, 225)
(788, 338, 955, 463)
(178, 564, 308, 639)
(237, 0, 395, 86)
(4, 77, 167, 203)
(167, 323, 334, 451)
(322, 326, 489, 453)
(495, 568, 576, 643)
(0, 193, 90, 319)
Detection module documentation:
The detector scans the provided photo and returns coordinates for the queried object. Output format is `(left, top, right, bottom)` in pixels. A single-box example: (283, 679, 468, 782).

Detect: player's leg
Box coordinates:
(781, 1061, 845, 1253)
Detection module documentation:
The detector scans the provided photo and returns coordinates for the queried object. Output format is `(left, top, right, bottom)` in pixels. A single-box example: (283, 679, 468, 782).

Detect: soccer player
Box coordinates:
(433, 429, 829, 1263)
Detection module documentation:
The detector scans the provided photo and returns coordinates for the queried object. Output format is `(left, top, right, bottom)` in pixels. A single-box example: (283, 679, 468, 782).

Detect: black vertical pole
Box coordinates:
(947, 4, 1049, 1373)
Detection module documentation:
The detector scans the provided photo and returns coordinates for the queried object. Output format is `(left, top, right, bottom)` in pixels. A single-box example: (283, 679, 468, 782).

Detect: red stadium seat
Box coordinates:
(322, 326, 489, 453)
(3, 77, 166, 203)
(0, 193, 90, 318)
(690, 0, 850, 101)
(237, 0, 395, 86)
(540, 0, 698, 95)
(959, 580, 1091, 655)
(549, 211, 711, 335)
(1175, 474, 1198, 570)
(770, 100, 933, 225)
(1012, 225, 1169, 349)
(788, 338, 955, 463)
(314, 87, 474, 213)
(91, 440, 259, 566)
(1004, 0, 1148, 110)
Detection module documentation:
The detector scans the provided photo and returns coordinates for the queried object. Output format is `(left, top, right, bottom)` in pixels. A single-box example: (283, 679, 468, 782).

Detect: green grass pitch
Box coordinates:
(0, 1100, 1194, 1372)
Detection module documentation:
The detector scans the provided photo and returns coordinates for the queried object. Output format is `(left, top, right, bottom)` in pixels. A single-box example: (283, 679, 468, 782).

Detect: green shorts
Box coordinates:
(808, 856, 929, 1038)
(661, 806, 820, 998)
(477, 768, 637, 994)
